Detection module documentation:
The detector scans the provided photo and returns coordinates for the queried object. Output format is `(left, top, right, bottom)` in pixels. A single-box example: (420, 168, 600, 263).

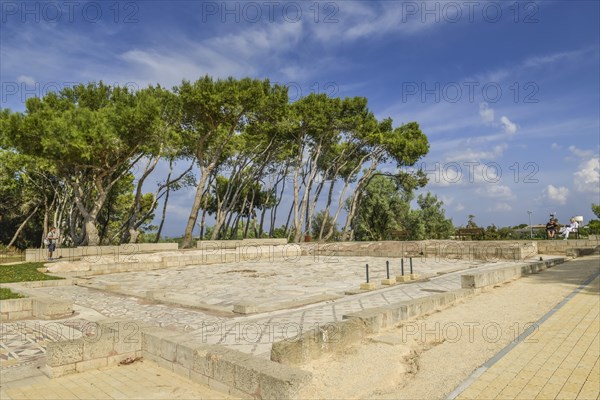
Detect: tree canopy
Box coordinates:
(1, 76, 439, 249)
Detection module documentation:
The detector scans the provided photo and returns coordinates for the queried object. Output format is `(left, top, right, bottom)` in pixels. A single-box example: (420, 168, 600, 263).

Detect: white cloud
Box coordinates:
(454, 203, 465, 211)
(476, 184, 514, 199)
(500, 116, 517, 135)
(17, 75, 36, 85)
(568, 145, 594, 158)
(551, 143, 561, 150)
(546, 185, 569, 205)
(574, 157, 600, 193)
(490, 203, 512, 212)
(479, 103, 494, 123)
(445, 143, 507, 163)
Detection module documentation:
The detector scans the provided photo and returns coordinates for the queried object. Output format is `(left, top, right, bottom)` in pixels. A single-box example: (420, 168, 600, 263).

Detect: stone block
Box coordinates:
(141, 327, 180, 356)
(0, 299, 31, 313)
(233, 302, 258, 314)
(410, 273, 420, 280)
(82, 332, 115, 360)
(156, 356, 175, 371)
(381, 278, 396, 285)
(176, 339, 208, 370)
(396, 275, 411, 282)
(192, 346, 214, 378)
(208, 349, 237, 388)
(42, 363, 76, 378)
(257, 361, 312, 400)
(8, 310, 33, 321)
(233, 358, 260, 395)
(360, 282, 376, 290)
(32, 297, 72, 319)
(46, 339, 84, 366)
(160, 334, 195, 362)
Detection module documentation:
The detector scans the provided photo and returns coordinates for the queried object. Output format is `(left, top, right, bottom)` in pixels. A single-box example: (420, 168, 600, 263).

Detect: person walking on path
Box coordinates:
(46, 227, 58, 260)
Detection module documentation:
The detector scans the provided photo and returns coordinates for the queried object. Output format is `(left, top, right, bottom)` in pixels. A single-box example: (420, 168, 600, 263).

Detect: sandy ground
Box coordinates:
(297, 256, 600, 400)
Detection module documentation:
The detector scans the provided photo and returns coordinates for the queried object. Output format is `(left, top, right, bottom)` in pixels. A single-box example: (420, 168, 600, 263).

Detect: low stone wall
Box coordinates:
(51, 245, 303, 277)
(271, 289, 475, 366)
(301, 240, 538, 261)
(271, 258, 567, 366)
(141, 328, 311, 399)
(0, 296, 72, 322)
(537, 239, 600, 255)
(1, 280, 74, 321)
(43, 319, 312, 399)
(196, 238, 289, 249)
(43, 319, 143, 378)
(25, 243, 179, 262)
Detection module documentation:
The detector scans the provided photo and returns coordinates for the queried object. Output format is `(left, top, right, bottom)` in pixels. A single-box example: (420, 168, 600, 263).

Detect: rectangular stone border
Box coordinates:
(271, 258, 566, 366)
(49, 245, 302, 277)
(42, 318, 144, 378)
(42, 319, 312, 400)
(25, 243, 180, 262)
(300, 240, 539, 261)
(1, 294, 72, 322)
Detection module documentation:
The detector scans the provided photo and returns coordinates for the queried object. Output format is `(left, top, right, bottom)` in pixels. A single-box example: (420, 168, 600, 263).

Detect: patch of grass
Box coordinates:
(0, 262, 63, 284)
(0, 287, 25, 300)
(0, 255, 26, 265)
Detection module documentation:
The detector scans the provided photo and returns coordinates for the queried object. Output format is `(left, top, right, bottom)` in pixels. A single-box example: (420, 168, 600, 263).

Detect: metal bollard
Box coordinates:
(401, 258, 404, 276)
(410, 257, 413, 274)
(386, 260, 390, 279)
(366, 264, 369, 283)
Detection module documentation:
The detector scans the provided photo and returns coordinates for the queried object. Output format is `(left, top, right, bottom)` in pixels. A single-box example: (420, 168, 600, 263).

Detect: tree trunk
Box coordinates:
(340, 159, 379, 241)
(154, 185, 170, 243)
(182, 167, 210, 248)
(8, 205, 39, 248)
(84, 218, 100, 246)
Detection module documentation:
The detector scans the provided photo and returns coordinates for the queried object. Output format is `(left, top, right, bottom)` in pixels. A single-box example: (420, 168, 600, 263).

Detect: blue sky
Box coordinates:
(1, 0, 599, 235)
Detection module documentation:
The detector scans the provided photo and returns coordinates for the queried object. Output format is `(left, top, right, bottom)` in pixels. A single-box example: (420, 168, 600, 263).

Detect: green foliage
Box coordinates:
(0, 262, 64, 283)
(587, 220, 600, 235)
(270, 225, 290, 239)
(466, 215, 478, 228)
(352, 175, 411, 241)
(592, 204, 600, 219)
(0, 288, 25, 300)
(414, 193, 454, 239)
(311, 211, 339, 241)
(1, 76, 433, 246)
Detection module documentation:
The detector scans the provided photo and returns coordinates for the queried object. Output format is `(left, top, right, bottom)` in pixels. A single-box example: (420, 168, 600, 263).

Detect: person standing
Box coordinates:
(47, 227, 58, 260)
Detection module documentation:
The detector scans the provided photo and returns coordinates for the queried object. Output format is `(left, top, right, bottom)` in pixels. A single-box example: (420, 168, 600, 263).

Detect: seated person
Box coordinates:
(559, 218, 579, 240)
(545, 218, 558, 239)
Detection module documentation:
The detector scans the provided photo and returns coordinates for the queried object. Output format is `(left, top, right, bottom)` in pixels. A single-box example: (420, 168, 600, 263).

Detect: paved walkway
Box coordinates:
(1, 360, 231, 400)
(455, 275, 600, 400)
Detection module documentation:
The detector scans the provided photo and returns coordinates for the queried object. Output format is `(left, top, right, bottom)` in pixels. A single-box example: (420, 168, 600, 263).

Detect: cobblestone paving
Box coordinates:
(76, 256, 483, 312)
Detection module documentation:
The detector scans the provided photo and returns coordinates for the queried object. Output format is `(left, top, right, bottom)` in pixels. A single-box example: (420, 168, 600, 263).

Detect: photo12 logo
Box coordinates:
(200, 1, 339, 23)
(1, 1, 140, 24)
(397, 1, 540, 24)
(404, 161, 540, 184)
(401, 81, 540, 104)
(1, 81, 140, 104)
